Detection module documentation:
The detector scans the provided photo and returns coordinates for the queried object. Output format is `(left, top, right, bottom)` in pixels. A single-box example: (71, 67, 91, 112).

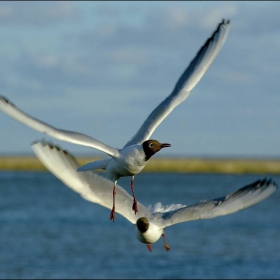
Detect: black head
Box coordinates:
(142, 139, 171, 161)
(136, 217, 149, 233)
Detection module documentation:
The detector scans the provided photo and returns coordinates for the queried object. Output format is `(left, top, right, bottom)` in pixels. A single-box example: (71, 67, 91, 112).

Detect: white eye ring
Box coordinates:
(149, 143, 154, 148)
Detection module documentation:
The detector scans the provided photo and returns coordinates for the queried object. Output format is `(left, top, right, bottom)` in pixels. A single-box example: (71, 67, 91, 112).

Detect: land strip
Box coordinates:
(1, 156, 280, 174)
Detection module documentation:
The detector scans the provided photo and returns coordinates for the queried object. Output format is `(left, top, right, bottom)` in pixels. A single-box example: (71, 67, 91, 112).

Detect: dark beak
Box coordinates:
(160, 143, 171, 148)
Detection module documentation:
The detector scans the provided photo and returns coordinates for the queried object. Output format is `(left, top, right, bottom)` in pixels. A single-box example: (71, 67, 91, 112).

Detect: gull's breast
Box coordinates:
(135, 223, 163, 244)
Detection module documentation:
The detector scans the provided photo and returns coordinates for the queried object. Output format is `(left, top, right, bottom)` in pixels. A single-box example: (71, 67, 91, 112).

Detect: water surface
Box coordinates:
(0, 172, 279, 279)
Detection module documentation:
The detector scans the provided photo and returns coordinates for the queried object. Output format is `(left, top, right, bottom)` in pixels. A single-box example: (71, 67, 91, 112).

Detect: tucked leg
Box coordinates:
(109, 181, 117, 221)
(162, 232, 170, 251)
(130, 176, 138, 214)
(146, 244, 152, 252)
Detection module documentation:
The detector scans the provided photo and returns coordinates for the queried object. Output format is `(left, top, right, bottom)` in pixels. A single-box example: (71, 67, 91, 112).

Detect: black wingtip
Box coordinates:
(0, 96, 9, 103)
(31, 138, 57, 150)
(236, 178, 278, 194)
(255, 178, 277, 189)
(33, 138, 72, 157)
(219, 18, 230, 28)
(260, 178, 268, 186)
(198, 18, 230, 55)
(0, 95, 15, 107)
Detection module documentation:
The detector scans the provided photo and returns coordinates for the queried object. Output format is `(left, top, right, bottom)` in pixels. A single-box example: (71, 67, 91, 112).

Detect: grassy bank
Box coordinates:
(1, 156, 280, 174)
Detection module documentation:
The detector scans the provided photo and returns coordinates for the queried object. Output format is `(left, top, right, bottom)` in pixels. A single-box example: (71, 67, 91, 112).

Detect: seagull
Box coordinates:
(0, 19, 230, 221)
(32, 140, 277, 252)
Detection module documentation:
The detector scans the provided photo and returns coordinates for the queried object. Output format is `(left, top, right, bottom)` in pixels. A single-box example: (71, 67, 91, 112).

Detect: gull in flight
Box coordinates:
(0, 19, 230, 221)
(32, 140, 277, 252)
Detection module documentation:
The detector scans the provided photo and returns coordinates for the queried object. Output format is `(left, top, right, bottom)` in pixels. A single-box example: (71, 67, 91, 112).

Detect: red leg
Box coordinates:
(109, 181, 117, 221)
(162, 232, 170, 251)
(130, 176, 138, 214)
(146, 244, 152, 252)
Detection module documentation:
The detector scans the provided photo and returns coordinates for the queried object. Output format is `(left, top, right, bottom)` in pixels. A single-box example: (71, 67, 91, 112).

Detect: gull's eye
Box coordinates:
(149, 143, 154, 148)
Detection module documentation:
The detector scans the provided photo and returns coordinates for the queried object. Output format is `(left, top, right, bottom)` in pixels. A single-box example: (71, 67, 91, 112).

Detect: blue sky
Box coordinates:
(0, 1, 279, 158)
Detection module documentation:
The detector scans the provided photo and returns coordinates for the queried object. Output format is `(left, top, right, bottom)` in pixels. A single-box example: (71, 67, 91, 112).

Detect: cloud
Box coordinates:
(1, 2, 280, 156)
(3, 2, 280, 96)
(0, 2, 80, 26)
(232, 2, 280, 35)
(4, 1, 278, 109)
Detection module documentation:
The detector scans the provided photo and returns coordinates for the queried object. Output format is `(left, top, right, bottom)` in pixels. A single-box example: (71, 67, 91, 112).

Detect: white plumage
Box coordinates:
(0, 19, 230, 220)
(32, 140, 277, 252)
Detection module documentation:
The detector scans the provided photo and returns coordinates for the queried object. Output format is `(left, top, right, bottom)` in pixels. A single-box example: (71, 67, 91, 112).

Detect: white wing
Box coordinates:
(152, 179, 277, 229)
(31, 140, 277, 229)
(31, 140, 151, 224)
(0, 96, 119, 158)
(124, 19, 230, 148)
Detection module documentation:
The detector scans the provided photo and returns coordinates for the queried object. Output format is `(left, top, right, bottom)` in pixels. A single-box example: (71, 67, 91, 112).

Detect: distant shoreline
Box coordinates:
(1, 156, 280, 174)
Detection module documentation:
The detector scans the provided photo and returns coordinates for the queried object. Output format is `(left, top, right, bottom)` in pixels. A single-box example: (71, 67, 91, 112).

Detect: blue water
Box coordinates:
(0, 172, 279, 279)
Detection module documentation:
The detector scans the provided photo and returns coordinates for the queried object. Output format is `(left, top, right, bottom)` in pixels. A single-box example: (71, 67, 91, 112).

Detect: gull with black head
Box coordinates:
(0, 19, 230, 221)
(32, 140, 277, 252)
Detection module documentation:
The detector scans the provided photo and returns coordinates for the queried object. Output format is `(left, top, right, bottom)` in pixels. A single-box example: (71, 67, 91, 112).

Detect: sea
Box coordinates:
(0, 172, 279, 279)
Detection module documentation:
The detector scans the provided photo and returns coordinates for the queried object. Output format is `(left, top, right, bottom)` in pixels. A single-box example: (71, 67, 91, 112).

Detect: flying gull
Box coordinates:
(32, 140, 277, 252)
(0, 19, 230, 221)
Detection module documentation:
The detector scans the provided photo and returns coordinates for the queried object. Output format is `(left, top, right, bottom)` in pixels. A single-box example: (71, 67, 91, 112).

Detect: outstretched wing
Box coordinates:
(124, 19, 230, 148)
(0, 96, 119, 158)
(152, 178, 277, 229)
(32, 140, 151, 224)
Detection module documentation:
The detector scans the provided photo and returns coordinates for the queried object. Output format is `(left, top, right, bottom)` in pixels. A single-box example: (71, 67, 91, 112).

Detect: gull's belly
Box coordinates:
(105, 145, 147, 181)
(106, 156, 146, 180)
(135, 224, 163, 244)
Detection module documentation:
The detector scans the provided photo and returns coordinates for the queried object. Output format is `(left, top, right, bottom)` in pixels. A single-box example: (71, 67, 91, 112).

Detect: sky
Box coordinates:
(0, 1, 279, 158)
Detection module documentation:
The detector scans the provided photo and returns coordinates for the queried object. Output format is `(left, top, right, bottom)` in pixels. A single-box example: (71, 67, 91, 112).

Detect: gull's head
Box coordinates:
(136, 217, 149, 233)
(142, 140, 171, 161)
(135, 217, 163, 244)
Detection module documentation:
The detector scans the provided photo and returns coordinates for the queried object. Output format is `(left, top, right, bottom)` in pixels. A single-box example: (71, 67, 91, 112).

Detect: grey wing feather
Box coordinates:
(31, 140, 151, 224)
(152, 178, 277, 229)
(0, 96, 119, 157)
(124, 19, 230, 148)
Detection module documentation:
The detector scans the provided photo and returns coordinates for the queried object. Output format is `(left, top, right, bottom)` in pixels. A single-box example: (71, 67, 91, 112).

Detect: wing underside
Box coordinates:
(32, 140, 151, 224)
(0, 96, 119, 157)
(124, 19, 230, 148)
(152, 178, 277, 229)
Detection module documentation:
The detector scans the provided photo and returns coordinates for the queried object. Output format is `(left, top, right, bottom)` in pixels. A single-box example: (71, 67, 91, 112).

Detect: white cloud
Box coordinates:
(199, 4, 237, 30)
(163, 7, 190, 29)
(108, 48, 148, 64)
(34, 54, 58, 68)
(1, 1, 280, 156)
(0, 2, 80, 26)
